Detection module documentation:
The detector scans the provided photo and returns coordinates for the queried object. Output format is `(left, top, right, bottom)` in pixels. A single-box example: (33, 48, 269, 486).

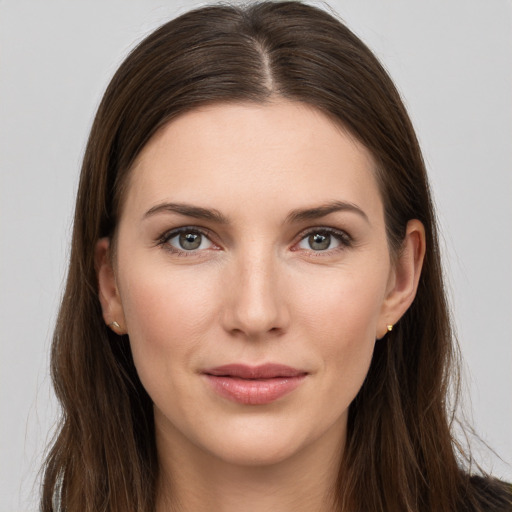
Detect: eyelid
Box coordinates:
(156, 225, 353, 256)
(292, 226, 353, 252)
(157, 226, 219, 255)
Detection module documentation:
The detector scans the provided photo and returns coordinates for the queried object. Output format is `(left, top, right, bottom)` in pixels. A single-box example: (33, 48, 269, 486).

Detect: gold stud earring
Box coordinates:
(387, 324, 394, 332)
(108, 321, 121, 330)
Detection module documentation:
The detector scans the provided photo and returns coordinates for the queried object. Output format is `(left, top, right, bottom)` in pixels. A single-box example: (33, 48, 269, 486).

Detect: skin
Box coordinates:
(96, 101, 425, 512)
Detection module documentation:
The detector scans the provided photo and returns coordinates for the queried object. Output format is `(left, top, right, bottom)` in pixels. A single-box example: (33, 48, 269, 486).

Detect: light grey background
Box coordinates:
(1, 1, 510, 510)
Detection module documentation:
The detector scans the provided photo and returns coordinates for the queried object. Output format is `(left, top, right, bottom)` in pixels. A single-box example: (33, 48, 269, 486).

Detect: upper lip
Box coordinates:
(202, 364, 307, 379)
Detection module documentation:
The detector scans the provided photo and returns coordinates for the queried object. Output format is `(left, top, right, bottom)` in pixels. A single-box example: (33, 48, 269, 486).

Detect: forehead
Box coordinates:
(123, 101, 383, 222)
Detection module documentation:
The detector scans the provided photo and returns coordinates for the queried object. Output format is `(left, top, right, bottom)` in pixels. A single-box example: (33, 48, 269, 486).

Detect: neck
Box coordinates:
(155, 423, 344, 512)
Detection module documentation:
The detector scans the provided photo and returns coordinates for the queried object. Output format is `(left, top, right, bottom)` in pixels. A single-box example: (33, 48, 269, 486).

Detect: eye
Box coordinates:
(161, 228, 215, 253)
(295, 228, 351, 252)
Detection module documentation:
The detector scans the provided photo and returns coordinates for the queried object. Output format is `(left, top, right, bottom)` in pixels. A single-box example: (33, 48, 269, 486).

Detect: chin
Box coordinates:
(209, 436, 306, 468)
(198, 414, 339, 469)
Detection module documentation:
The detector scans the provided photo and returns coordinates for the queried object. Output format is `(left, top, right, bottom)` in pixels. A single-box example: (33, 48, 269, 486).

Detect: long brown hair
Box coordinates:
(41, 2, 510, 511)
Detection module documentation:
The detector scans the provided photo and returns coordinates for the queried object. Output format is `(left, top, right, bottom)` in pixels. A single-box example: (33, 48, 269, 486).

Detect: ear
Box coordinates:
(377, 219, 426, 339)
(95, 237, 126, 334)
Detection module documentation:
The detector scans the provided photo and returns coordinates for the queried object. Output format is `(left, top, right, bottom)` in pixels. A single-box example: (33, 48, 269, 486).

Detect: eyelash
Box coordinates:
(157, 226, 216, 257)
(156, 226, 353, 256)
(294, 227, 353, 255)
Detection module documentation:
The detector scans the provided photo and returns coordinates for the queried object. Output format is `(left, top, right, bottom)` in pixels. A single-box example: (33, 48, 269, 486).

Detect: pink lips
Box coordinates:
(202, 364, 307, 405)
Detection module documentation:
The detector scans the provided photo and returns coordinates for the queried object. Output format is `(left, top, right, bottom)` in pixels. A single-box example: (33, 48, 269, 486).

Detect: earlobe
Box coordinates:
(95, 237, 127, 334)
(377, 219, 426, 338)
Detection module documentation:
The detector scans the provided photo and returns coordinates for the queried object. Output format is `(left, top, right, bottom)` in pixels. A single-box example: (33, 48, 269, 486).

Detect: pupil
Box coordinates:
(179, 232, 201, 250)
(309, 233, 330, 250)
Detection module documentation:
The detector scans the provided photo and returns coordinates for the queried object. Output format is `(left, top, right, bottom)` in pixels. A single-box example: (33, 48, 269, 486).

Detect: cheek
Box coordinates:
(294, 264, 387, 343)
(118, 264, 219, 379)
(293, 266, 386, 394)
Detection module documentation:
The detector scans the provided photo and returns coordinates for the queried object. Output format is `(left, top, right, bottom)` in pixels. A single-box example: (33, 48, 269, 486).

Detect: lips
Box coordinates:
(202, 364, 307, 405)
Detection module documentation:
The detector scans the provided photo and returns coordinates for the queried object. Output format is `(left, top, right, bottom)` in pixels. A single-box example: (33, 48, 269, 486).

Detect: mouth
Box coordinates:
(201, 364, 308, 405)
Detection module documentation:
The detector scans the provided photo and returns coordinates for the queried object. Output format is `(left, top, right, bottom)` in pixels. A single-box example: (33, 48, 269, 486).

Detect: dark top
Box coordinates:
(463, 475, 512, 511)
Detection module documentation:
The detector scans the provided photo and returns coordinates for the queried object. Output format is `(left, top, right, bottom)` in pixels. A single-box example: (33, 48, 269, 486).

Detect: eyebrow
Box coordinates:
(144, 202, 229, 223)
(143, 200, 369, 224)
(285, 200, 369, 224)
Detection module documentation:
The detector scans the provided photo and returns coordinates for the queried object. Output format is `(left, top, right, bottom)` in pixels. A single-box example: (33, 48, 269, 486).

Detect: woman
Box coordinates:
(41, 2, 511, 511)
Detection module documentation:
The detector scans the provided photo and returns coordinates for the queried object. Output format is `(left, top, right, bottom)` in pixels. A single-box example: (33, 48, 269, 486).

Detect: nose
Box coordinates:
(221, 249, 290, 340)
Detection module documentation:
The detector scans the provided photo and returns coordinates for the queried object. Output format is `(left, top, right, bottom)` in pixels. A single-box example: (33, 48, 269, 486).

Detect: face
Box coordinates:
(98, 101, 421, 468)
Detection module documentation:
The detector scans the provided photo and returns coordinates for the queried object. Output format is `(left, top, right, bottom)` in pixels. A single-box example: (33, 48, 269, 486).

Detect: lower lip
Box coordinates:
(204, 375, 306, 405)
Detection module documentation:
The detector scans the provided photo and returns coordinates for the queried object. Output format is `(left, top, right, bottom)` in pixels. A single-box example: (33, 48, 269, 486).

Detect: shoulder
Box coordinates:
(461, 475, 512, 512)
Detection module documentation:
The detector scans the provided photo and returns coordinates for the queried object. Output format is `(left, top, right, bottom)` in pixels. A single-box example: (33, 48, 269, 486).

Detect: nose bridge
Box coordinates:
(224, 241, 288, 338)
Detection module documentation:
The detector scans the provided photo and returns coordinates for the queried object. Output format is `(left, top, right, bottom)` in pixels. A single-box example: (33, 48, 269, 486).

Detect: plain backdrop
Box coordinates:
(1, 1, 511, 510)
